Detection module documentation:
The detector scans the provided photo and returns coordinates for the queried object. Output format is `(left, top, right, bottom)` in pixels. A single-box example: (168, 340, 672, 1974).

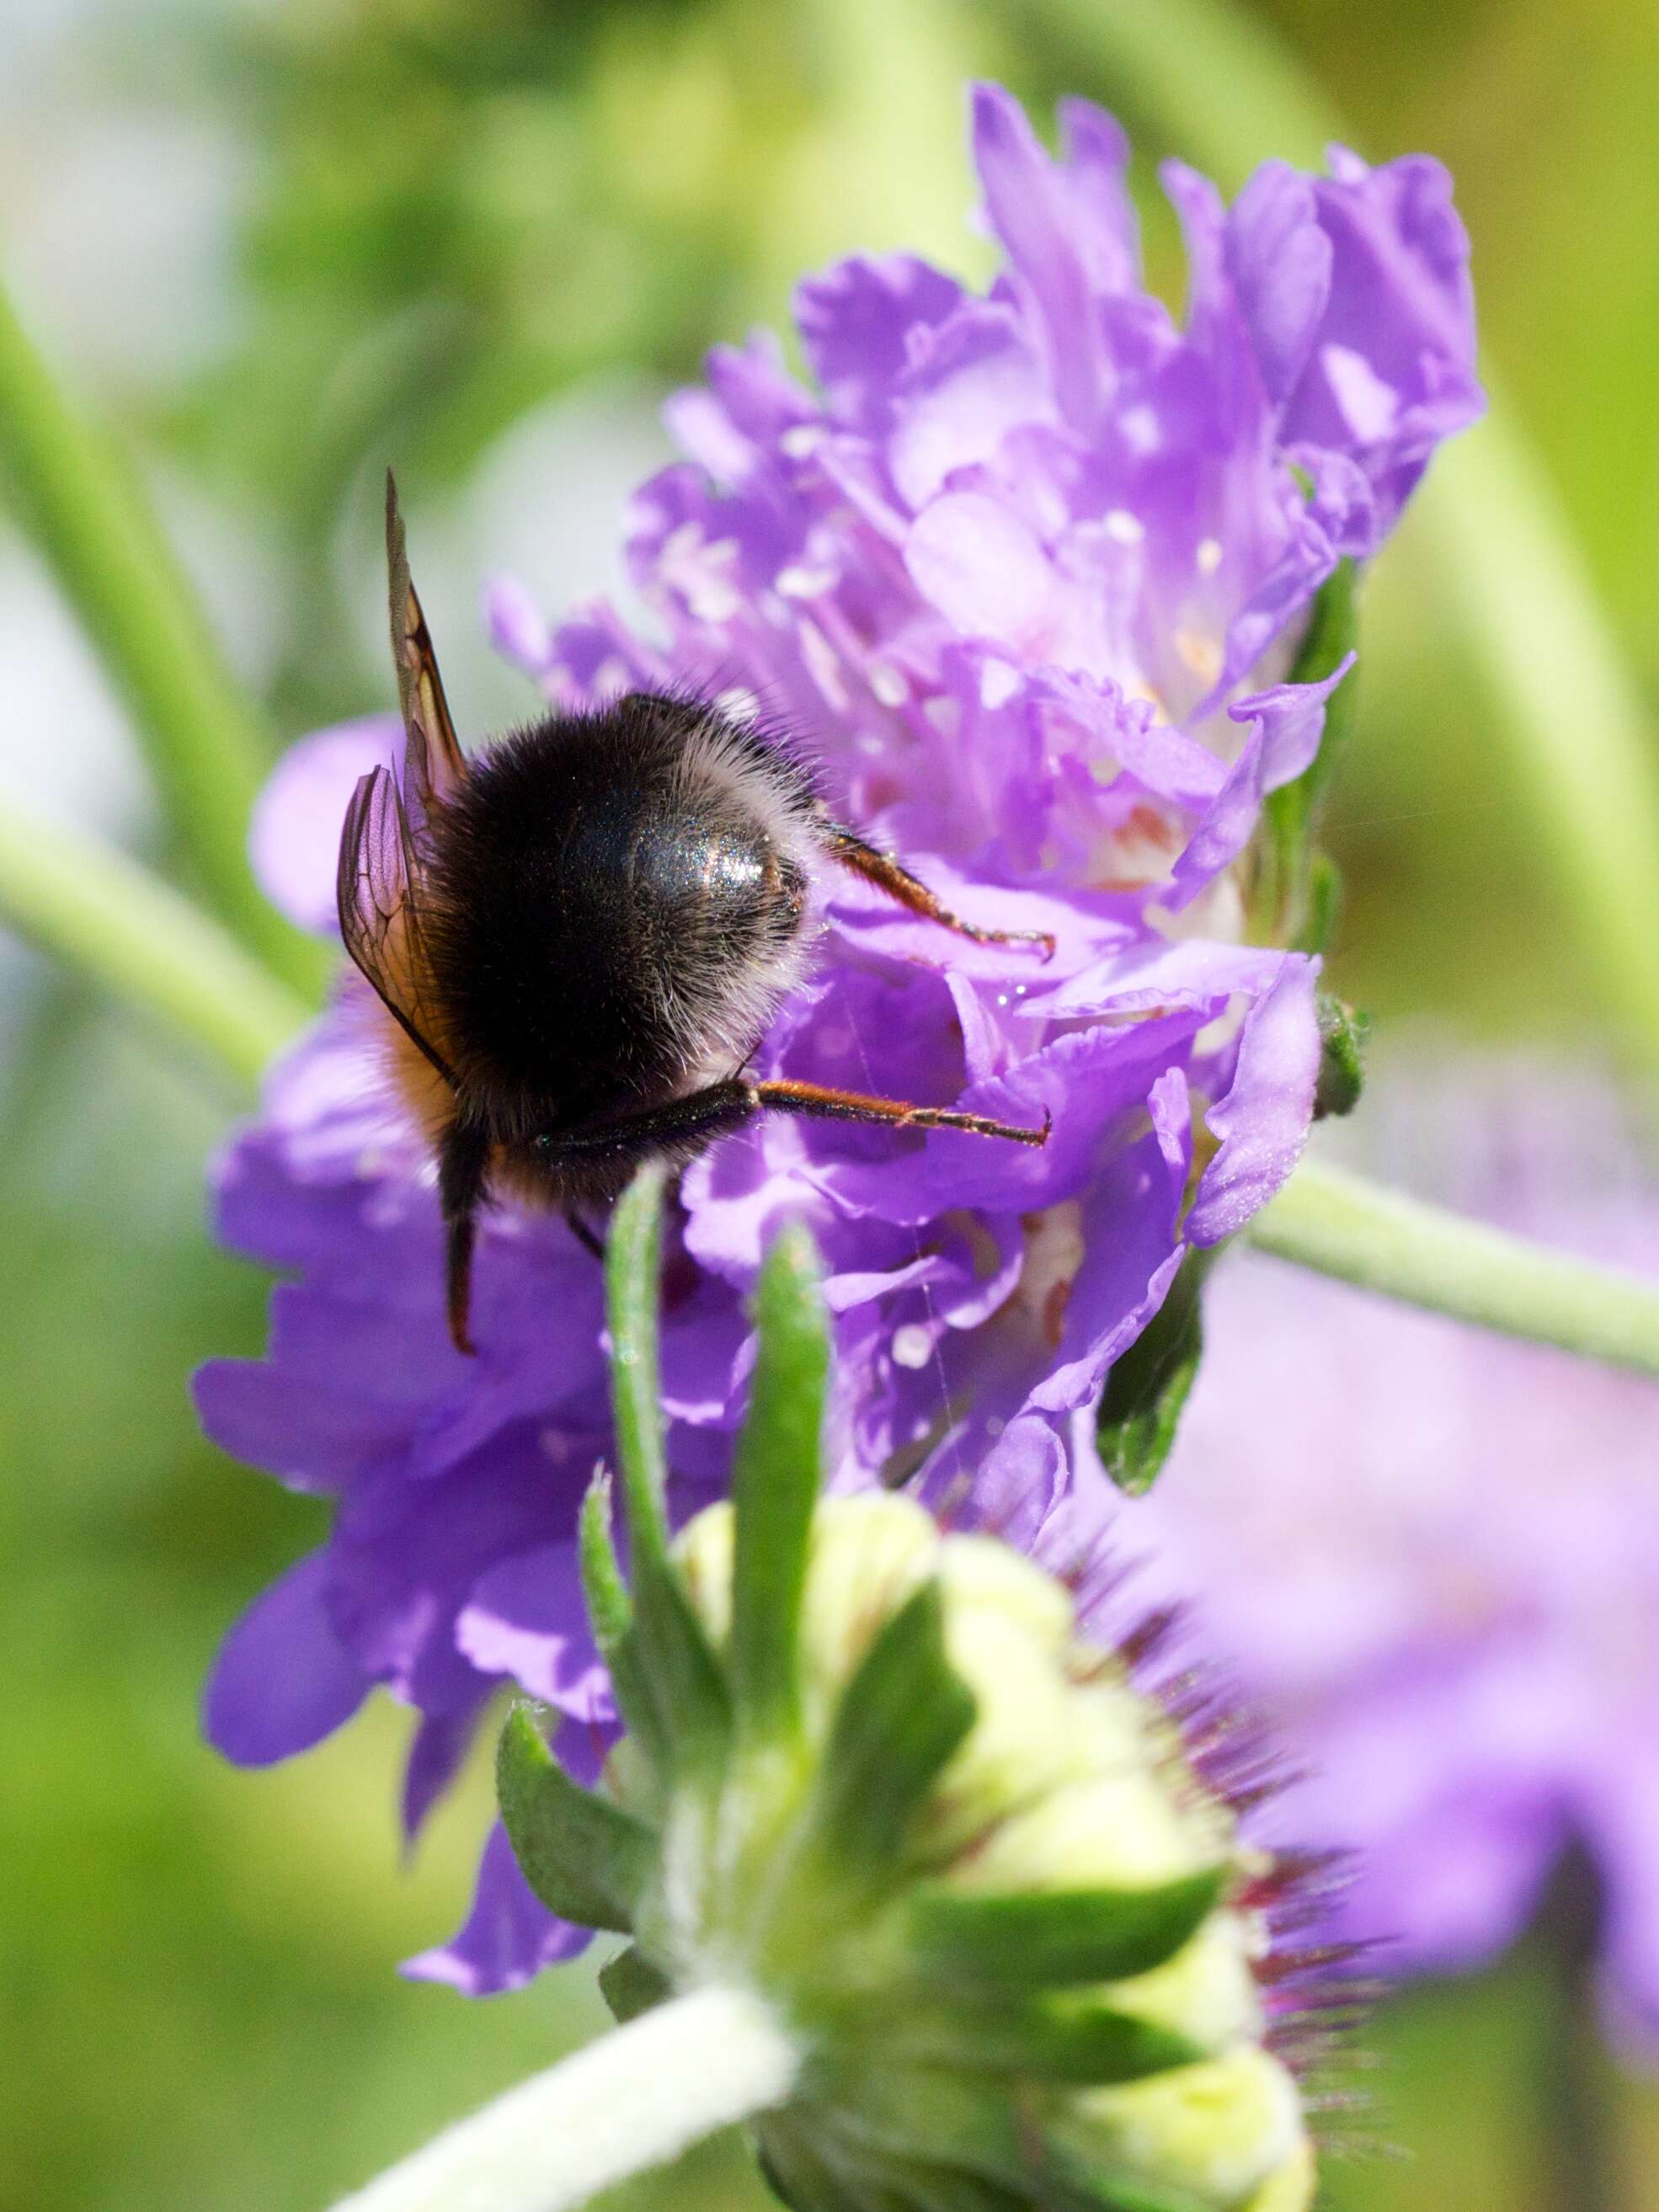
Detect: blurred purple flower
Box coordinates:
(1112, 1054, 1659, 2045)
(196, 85, 1480, 1994)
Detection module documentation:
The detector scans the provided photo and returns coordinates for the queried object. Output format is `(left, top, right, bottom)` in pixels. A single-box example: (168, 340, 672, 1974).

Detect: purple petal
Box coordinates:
(203, 1550, 370, 1765)
(403, 1823, 593, 1996)
(455, 1543, 611, 1719)
(1186, 952, 1321, 1245)
(1166, 658, 1355, 909)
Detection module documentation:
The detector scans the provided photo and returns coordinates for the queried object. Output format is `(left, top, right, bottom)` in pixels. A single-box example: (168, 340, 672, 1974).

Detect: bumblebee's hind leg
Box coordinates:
(821, 824, 1054, 958)
(539, 1075, 1048, 1189)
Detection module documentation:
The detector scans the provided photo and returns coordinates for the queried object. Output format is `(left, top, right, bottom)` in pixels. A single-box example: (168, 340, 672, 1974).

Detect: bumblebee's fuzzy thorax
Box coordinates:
(416, 696, 819, 1150)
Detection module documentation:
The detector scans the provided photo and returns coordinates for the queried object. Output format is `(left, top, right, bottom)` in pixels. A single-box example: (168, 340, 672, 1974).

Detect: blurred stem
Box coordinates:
(328, 1985, 798, 2212)
(0, 281, 326, 1001)
(0, 799, 308, 1090)
(1534, 1844, 1620, 2212)
(1013, 0, 1659, 1072)
(1248, 1161, 1659, 1378)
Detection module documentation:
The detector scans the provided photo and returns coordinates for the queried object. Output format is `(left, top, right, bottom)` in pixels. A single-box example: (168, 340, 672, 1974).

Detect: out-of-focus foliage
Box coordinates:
(3, 0, 1659, 2208)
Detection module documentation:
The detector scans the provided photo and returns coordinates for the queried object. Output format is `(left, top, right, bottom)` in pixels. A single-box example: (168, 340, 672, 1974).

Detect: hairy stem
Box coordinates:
(0, 800, 309, 1089)
(0, 282, 324, 999)
(1247, 1160, 1659, 1378)
(1015, 0, 1659, 1070)
(328, 1985, 799, 2212)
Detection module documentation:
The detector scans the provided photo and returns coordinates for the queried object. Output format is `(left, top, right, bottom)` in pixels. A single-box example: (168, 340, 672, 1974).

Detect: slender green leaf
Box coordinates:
(1096, 1249, 1214, 1496)
(808, 1581, 976, 1884)
(731, 1223, 829, 1743)
(905, 1870, 1225, 1991)
(602, 1165, 732, 1774)
(496, 1702, 654, 1933)
(578, 1472, 632, 1652)
(574, 1472, 670, 1767)
(605, 1162, 673, 1562)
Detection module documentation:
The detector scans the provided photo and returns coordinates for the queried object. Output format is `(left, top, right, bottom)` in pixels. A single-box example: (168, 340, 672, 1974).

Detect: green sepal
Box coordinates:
(576, 1475, 669, 1773)
(1313, 993, 1369, 1121)
(597, 1943, 670, 2025)
(1252, 559, 1359, 947)
(1096, 1249, 1213, 1496)
(495, 1701, 655, 1934)
(731, 1222, 829, 1746)
(605, 1162, 675, 1563)
(807, 1580, 977, 1887)
(883, 1993, 1207, 2086)
(578, 1472, 632, 1651)
(803, 2063, 1093, 2212)
(904, 1869, 1225, 1991)
(604, 1166, 733, 1778)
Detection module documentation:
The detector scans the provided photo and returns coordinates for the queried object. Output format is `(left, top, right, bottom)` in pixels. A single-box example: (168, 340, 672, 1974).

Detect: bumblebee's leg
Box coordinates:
(542, 1080, 763, 1167)
(438, 1120, 491, 1357)
(542, 1077, 1048, 1170)
(821, 824, 1055, 958)
(755, 1076, 1049, 1147)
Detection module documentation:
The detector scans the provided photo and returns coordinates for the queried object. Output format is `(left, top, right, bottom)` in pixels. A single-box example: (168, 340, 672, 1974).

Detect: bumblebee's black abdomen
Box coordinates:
(426, 695, 814, 1139)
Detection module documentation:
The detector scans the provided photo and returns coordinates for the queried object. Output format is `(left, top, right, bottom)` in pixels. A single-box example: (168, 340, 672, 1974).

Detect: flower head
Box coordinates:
(196, 85, 1480, 1992)
(1114, 1052, 1659, 2044)
(491, 1168, 1335, 2212)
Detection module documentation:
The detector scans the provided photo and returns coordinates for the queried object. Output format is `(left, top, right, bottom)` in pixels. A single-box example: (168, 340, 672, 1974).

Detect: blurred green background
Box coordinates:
(3, 0, 1658, 2207)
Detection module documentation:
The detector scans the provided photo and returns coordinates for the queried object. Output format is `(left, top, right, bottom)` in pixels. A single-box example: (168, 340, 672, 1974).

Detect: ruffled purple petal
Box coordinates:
(403, 1822, 593, 1996)
(203, 1550, 371, 1765)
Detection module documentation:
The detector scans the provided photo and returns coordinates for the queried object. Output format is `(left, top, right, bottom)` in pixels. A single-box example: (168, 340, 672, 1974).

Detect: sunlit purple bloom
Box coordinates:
(196, 84, 1480, 1993)
(1112, 1055, 1659, 2044)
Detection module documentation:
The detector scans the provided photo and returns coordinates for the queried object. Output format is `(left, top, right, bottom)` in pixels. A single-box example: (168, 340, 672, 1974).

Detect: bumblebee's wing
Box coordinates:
(385, 469, 468, 807)
(336, 762, 455, 1083)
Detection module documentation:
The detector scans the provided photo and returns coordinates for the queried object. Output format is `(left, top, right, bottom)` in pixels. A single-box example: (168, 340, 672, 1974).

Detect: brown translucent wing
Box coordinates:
(336, 762, 455, 1083)
(385, 468, 468, 807)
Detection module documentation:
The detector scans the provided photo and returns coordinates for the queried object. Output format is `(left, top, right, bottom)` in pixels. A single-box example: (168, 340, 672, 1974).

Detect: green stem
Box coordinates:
(1012, 0, 1659, 1070)
(0, 281, 325, 1000)
(1247, 1160, 1659, 1378)
(0, 799, 310, 1090)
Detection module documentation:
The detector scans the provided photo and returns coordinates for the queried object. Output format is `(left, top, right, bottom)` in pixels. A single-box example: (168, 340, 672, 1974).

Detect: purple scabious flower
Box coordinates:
(1113, 1053, 1659, 2046)
(196, 85, 1481, 1994)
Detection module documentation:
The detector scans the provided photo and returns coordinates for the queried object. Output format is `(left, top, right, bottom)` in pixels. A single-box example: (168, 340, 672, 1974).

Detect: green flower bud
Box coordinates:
(498, 1166, 1331, 2212)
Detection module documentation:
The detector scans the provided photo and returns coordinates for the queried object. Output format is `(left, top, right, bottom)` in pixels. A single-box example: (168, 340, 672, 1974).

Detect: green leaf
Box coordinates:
(495, 1701, 655, 1933)
(605, 1162, 674, 1565)
(808, 2064, 1091, 2212)
(602, 1165, 733, 1777)
(905, 1870, 1225, 1991)
(1313, 993, 1369, 1121)
(1096, 1250, 1213, 1495)
(731, 1223, 829, 1744)
(808, 1580, 977, 1885)
(576, 1472, 669, 1771)
(1252, 559, 1359, 946)
(578, 1472, 632, 1651)
(597, 1943, 670, 2026)
(884, 1994, 1205, 2086)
